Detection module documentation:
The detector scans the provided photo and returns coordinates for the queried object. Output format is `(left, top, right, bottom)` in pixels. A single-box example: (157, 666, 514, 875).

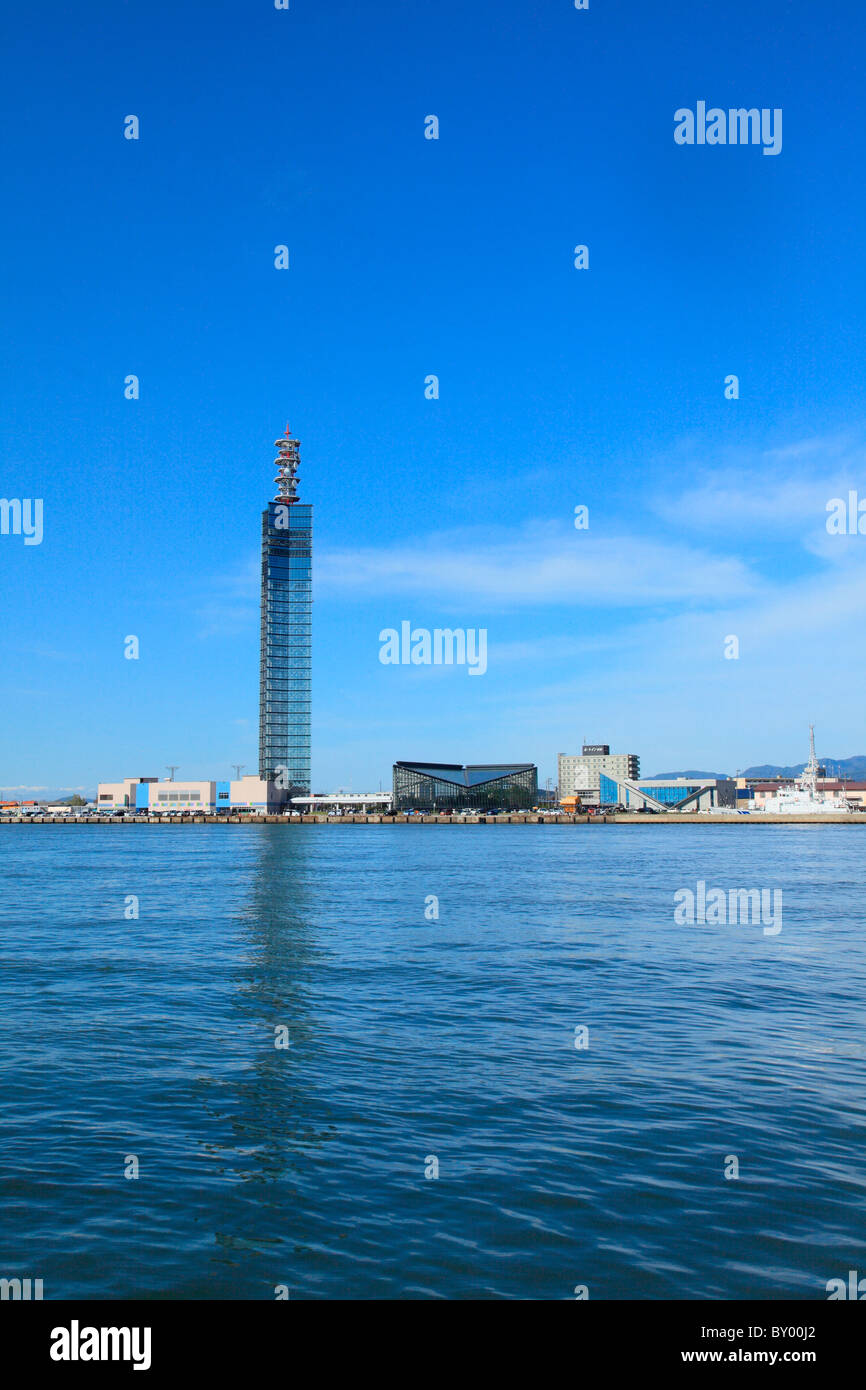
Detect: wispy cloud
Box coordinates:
(316, 524, 757, 607)
(651, 432, 866, 536)
(200, 435, 866, 628)
(0, 785, 87, 793)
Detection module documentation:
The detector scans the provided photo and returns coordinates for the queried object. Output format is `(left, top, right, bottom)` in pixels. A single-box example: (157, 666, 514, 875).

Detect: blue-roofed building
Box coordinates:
(598, 774, 736, 811)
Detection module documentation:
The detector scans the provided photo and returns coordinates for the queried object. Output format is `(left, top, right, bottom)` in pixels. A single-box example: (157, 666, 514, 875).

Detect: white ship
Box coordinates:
(758, 725, 852, 815)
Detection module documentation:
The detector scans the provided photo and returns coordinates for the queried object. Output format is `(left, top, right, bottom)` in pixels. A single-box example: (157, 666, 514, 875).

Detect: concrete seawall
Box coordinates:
(3, 813, 866, 827)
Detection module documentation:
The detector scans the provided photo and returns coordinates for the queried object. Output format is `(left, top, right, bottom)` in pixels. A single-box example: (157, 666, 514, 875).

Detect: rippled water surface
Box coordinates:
(1, 824, 864, 1299)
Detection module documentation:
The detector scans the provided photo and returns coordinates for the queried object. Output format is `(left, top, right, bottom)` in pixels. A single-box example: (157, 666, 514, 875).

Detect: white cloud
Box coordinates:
(317, 525, 757, 607)
(0, 785, 85, 793)
(483, 549, 866, 768)
(651, 433, 866, 536)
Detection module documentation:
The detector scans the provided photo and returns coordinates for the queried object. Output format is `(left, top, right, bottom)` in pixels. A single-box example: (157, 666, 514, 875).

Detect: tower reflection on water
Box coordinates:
(193, 828, 338, 1287)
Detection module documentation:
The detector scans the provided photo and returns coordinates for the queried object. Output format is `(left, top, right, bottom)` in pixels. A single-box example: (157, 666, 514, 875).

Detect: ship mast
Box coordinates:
(802, 722, 818, 797)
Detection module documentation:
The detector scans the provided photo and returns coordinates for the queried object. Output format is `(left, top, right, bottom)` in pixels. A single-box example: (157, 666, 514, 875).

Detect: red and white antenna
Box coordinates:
(273, 422, 301, 503)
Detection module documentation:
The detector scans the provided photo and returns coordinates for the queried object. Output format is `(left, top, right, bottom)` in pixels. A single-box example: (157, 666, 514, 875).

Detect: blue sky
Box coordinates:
(2, 0, 866, 795)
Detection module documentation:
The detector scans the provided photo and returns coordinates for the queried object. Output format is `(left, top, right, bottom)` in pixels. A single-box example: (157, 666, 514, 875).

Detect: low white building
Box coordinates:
(291, 792, 392, 812)
(149, 780, 214, 810)
(96, 773, 289, 813)
(96, 778, 155, 810)
(229, 773, 288, 811)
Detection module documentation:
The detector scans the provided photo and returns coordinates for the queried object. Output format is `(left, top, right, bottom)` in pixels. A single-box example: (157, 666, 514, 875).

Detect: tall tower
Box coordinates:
(259, 424, 312, 792)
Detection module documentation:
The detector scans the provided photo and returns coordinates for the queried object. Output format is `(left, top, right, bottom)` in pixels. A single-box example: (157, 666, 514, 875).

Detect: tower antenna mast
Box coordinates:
(273, 423, 301, 503)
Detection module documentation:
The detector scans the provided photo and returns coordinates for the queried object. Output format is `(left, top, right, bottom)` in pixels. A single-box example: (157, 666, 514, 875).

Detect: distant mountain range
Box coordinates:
(739, 756, 866, 780)
(1, 795, 90, 806)
(650, 771, 730, 781)
(651, 757, 866, 781)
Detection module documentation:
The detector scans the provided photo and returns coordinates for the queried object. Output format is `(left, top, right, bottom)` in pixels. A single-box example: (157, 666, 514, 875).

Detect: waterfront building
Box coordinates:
(557, 745, 640, 804)
(259, 424, 312, 794)
(95, 774, 288, 813)
(291, 792, 393, 813)
(602, 776, 736, 811)
(393, 762, 537, 812)
(147, 779, 214, 811)
(227, 774, 289, 811)
(97, 777, 158, 811)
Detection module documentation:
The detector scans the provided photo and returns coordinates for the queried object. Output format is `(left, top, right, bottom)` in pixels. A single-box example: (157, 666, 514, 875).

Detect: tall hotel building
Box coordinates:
(259, 425, 312, 794)
(558, 745, 640, 803)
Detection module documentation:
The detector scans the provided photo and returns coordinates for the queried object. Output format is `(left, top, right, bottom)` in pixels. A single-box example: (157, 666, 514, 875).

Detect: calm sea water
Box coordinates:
(0, 824, 864, 1301)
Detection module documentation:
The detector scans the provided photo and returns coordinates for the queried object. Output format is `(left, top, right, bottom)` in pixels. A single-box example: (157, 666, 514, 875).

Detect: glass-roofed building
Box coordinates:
(393, 762, 537, 811)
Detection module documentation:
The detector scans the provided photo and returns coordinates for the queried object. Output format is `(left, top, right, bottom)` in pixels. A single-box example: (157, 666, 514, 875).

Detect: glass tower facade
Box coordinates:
(259, 427, 312, 792)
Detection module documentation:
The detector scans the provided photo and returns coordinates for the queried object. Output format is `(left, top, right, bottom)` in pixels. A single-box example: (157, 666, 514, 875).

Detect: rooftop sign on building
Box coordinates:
(582, 744, 610, 756)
